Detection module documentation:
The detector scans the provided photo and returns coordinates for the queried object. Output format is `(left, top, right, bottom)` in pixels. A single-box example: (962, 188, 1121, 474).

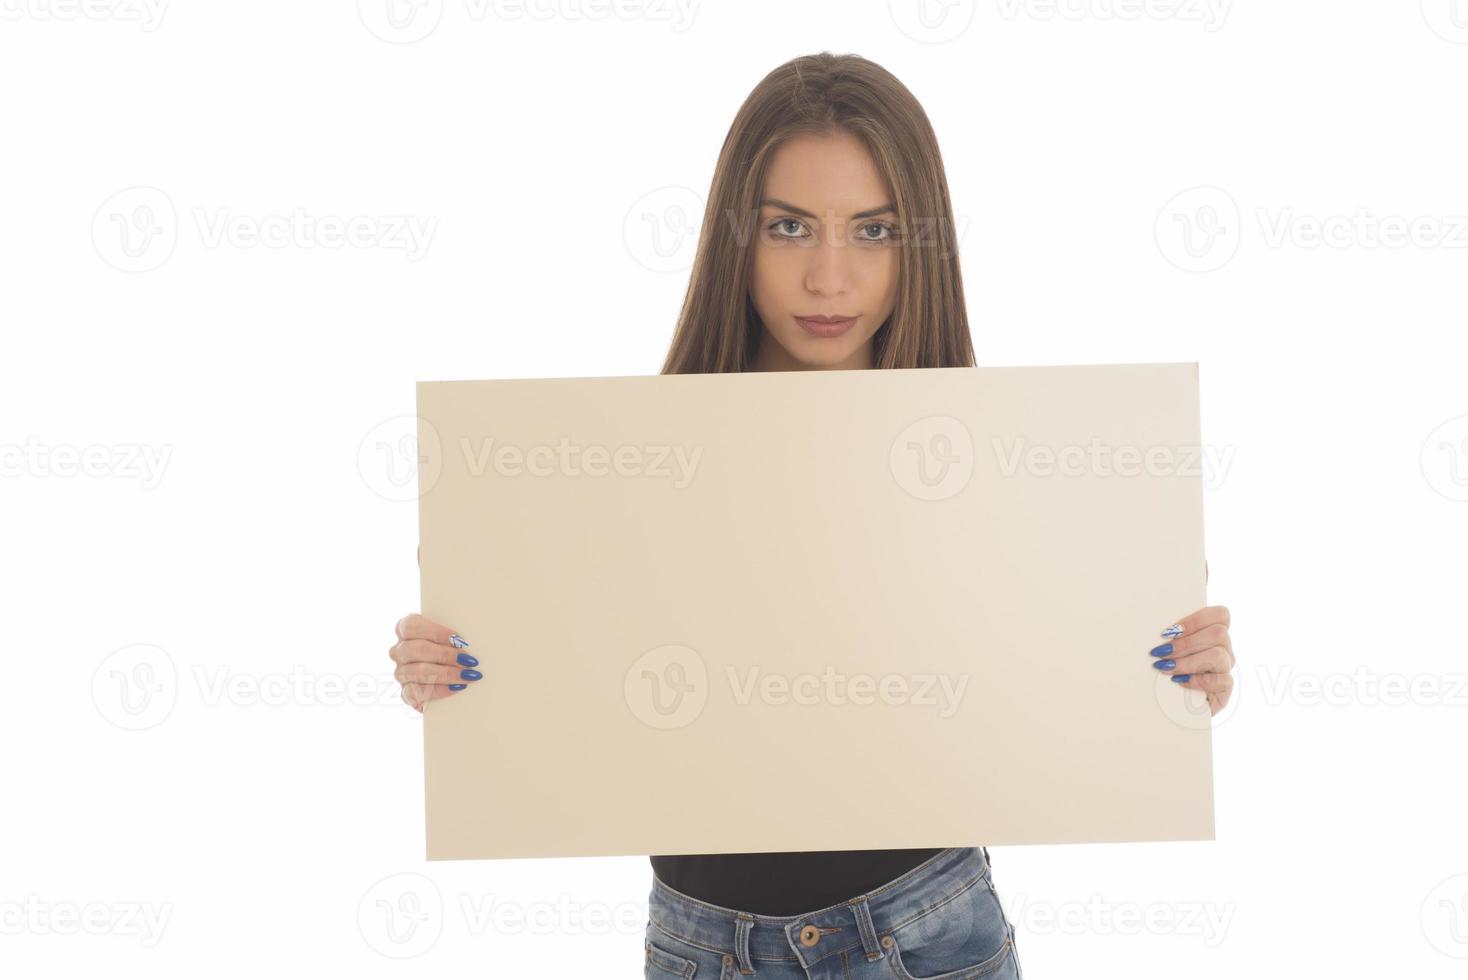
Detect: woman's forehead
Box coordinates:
(762, 133, 890, 212)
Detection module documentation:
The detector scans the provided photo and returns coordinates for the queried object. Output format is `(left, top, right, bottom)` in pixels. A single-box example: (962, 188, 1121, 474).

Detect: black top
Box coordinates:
(649, 847, 946, 916)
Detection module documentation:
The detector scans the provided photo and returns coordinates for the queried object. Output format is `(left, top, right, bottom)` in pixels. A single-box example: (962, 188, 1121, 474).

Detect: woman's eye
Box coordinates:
(770, 218, 807, 238)
(859, 221, 895, 242)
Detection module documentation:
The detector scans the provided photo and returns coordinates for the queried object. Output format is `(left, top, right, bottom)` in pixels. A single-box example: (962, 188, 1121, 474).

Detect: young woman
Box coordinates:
(389, 52, 1237, 980)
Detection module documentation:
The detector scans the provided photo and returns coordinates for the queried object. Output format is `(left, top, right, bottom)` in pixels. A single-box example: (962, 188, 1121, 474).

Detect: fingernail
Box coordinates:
(448, 683, 467, 691)
(449, 634, 470, 649)
(1171, 674, 1191, 683)
(456, 652, 479, 667)
(1161, 624, 1184, 638)
(460, 668, 482, 681)
(1152, 659, 1176, 670)
(1150, 643, 1174, 657)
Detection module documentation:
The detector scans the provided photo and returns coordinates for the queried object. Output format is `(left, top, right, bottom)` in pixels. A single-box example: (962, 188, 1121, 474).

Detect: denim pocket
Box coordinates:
(883, 927, 1015, 980)
(645, 937, 699, 979)
(880, 870, 1017, 980)
(645, 928, 740, 980)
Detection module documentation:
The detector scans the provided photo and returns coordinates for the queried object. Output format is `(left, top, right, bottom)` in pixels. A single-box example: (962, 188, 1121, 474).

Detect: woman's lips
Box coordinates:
(794, 315, 858, 338)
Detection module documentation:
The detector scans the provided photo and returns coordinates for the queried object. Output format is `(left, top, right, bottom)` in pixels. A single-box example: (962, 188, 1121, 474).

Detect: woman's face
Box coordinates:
(749, 131, 900, 372)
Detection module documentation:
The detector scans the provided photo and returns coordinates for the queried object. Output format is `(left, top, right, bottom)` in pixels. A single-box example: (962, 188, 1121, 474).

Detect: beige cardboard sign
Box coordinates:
(418, 363, 1213, 860)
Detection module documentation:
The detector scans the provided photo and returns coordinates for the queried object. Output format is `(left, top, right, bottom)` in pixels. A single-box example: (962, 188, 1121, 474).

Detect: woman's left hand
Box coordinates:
(1151, 562, 1235, 715)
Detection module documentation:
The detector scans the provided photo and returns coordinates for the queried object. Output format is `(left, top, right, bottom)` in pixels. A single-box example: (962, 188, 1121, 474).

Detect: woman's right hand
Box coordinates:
(390, 613, 481, 713)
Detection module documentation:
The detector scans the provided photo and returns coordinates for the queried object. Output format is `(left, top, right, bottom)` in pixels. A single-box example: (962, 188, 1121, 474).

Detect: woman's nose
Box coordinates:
(803, 232, 854, 296)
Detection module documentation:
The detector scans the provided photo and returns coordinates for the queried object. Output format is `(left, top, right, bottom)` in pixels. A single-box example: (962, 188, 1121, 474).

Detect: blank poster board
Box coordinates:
(417, 363, 1213, 861)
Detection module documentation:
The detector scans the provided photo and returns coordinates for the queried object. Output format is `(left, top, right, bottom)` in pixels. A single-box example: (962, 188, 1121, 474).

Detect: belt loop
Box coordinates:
(848, 895, 883, 962)
(734, 912, 755, 974)
(981, 845, 991, 869)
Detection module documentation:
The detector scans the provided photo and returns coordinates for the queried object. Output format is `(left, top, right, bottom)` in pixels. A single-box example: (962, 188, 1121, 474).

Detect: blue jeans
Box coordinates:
(645, 846, 1022, 979)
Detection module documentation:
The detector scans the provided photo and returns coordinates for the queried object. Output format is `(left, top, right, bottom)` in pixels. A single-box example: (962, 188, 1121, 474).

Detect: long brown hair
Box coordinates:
(660, 52, 973, 375)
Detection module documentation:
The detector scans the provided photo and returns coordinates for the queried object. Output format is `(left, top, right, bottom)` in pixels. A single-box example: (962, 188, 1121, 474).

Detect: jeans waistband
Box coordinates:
(647, 846, 992, 974)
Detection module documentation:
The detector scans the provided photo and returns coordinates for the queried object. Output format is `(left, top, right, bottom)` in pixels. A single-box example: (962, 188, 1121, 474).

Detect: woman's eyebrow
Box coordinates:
(759, 198, 895, 220)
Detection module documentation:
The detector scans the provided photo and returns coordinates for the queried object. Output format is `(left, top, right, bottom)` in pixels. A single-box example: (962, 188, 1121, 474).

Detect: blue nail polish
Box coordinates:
(1150, 643, 1174, 657)
(1171, 674, 1191, 683)
(456, 652, 478, 667)
(448, 683, 467, 691)
(1161, 624, 1184, 638)
(1153, 659, 1176, 670)
(449, 634, 470, 649)
(460, 668, 482, 681)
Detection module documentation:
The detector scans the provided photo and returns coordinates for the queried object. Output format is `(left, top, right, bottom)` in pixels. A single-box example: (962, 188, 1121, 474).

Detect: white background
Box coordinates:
(3, 1, 1467, 977)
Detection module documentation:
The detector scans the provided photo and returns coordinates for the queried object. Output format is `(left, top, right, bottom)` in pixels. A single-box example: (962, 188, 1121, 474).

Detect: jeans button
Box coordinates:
(799, 924, 820, 947)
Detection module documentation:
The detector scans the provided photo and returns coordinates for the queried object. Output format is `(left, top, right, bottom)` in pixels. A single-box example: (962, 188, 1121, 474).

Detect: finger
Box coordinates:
(389, 636, 477, 669)
(1155, 644, 1231, 677)
(394, 612, 468, 649)
(1156, 622, 1231, 661)
(1160, 604, 1229, 641)
(395, 661, 482, 687)
(1171, 672, 1233, 697)
(401, 681, 467, 712)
